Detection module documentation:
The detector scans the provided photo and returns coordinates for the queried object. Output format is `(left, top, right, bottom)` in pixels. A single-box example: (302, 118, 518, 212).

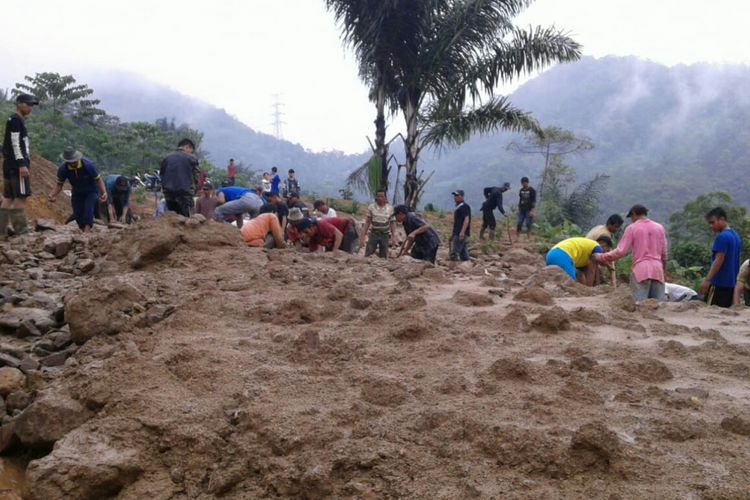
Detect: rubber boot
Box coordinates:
(489, 229, 495, 241)
(0, 208, 8, 241)
(479, 227, 486, 241)
(9, 208, 29, 236)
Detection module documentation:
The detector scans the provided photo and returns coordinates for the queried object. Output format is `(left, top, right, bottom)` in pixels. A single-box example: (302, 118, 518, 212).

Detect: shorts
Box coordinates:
(2, 170, 31, 198)
(706, 285, 733, 308)
(481, 210, 496, 230)
(546, 248, 576, 280)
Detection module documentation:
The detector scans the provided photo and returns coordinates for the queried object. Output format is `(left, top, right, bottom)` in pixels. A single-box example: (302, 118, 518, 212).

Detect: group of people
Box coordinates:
(2, 94, 748, 308)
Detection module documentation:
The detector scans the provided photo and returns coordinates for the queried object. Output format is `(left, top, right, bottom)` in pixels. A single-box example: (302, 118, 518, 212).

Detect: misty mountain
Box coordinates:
(422, 56, 750, 218)
(88, 73, 368, 195)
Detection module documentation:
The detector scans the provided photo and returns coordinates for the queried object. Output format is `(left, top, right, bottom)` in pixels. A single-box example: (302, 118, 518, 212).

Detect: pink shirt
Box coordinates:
(601, 218, 667, 283)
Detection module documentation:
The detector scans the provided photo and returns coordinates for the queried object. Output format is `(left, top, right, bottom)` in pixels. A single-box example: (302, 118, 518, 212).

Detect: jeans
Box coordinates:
(71, 191, 98, 229)
(630, 274, 665, 302)
(214, 193, 263, 221)
(517, 209, 533, 232)
(164, 190, 194, 217)
(450, 236, 469, 261)
(365, 231, 389, 258)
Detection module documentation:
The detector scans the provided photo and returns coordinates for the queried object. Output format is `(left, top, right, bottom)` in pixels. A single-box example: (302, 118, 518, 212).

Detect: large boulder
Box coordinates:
(129, 228, 183, 269)
(13, 389, 93, 447)
(43, 234, 74, 258)
(24, 429, 143, 500)
(65, 278, 147, 344)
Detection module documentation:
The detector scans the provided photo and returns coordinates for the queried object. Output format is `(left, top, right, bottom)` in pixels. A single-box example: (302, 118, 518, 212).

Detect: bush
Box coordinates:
(424, 203, 437, 212)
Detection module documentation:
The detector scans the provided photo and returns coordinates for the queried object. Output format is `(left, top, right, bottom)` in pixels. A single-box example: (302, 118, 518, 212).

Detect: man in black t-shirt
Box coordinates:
(1, 94, 39, 239)
(394, 205, 441, 263)
(259, 191, 289, 230)
(450, 190, 471, 262)
(517, 176, 537, 237)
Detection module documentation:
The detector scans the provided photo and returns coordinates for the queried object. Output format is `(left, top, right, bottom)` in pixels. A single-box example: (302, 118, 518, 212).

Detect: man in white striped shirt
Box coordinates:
(1, 94, 38, 239)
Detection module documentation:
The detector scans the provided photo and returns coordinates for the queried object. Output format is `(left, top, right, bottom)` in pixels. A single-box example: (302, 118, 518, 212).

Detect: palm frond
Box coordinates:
(562, 174, 610, 227)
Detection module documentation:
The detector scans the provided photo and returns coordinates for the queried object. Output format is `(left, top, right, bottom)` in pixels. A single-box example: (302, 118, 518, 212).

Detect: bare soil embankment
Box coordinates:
(1, 214, 749, 498)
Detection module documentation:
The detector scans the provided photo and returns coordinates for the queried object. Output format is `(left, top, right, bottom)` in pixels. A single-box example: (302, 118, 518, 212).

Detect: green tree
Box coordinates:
(14, 72, 104, 119)
(328, 0, 581, 193)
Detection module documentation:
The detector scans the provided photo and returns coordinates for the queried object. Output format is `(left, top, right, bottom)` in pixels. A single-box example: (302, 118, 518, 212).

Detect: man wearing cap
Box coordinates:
(214, 185, 263, 228)
(240, 213, 285, 249)
(360, 189, 396, 259)
(286, 207, 305, 248)
(597, 204, 668, 301)
(160, 138, 199, 217)
(517, 177, 537, 237)
(195, 182, 219, 220)
(48, 148, 107, 232)
(394, 205, 441, 264)
(297, 216, 358, 254)
(1, 94, 39, 239)
(450, 190, 472, 262)
(103, 174, 132, 224)
(480, 183, 510, 240)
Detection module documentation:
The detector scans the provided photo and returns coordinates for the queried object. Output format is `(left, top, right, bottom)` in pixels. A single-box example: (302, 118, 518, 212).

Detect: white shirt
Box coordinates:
(320, 208, 337, 218)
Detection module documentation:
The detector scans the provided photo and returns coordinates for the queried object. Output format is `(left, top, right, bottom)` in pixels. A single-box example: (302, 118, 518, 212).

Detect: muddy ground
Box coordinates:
(1, 214, 750, 499)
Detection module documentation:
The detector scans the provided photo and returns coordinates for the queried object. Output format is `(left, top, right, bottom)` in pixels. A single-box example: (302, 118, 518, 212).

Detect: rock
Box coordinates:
(48, 330, 73, 351)
(77, 259, 95, 273)
(0, 367, 25, 397)
(40, 347, 77, 367)
(1, 249, 22, 264)
(570, 422, 622, 468)
(184, 218, 201, 228)
(350, 297, 372, 310)
(43, 234, 73, 258)
(190, 213, 207, 223)
(621, 358, 673, 382)
(17, 319, 43, 338)
(13, 390, 93, 447)
(0, 307, 56, 334)
(0, 422, 17, 453)
(0, 352, 21, 369)
(19, 357, 40, 374)
(488, 357, 532, 380)
(24, 430, 143, 499)
(46, 271, 75, 280)
(26, 267, 44, 280)
(65, 278, 147, 344)
(5, 390, 31, 413)
(452, 290, 495, 307)
(570, 356, 598, 372)
(129, 229, 182, 269)
(720, 416, 750, 436)
(35, 219, 57, 231)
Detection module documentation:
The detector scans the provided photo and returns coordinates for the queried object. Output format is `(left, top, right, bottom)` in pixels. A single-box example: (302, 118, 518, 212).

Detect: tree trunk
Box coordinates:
(403, 98, 420, 177)
(374, 82, 389, 192)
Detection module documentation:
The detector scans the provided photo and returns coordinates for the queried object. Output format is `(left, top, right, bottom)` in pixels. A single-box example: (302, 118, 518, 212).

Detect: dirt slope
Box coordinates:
(1, 215, 750, 499)
(0, 154, 70, 224)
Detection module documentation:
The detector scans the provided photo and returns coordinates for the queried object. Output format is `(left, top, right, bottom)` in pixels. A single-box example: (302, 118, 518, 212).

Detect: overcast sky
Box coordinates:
(1, 0, 748, 154)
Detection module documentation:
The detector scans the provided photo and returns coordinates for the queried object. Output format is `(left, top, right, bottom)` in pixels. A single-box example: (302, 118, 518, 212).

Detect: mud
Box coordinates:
(1, 219, 750, 498)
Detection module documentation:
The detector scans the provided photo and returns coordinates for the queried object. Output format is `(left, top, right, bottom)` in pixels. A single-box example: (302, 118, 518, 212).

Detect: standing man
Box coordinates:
(360, 189, 396, 258)
(700, 207, 742, 308)
(283, 169, 300, 198)
(48, 147, 107, 232)
(394, 204, 441, 264)
(1, 94, 39, 239)
(597, 204, 668, 301)
(160, 138, 199, 217)
(270, 166, 281, 195)
(517, 177, 536, 237)
(450, 190, 471, 263)
(313, 199, 337, 219)
(103, 175, 132, 224)
(227, 158, 236, 186)
(214, 185, 263, 228)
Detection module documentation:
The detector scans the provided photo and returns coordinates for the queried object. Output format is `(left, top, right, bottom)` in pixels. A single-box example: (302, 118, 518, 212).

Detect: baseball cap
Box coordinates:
(626, 204, 648, 217)
(296, 217, 314, 231)
(16, 94, 39, 105)
(451, 190, 464, 197)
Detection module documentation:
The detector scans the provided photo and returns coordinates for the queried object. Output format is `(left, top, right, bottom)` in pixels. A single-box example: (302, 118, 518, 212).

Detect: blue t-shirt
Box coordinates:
(271, 174, 281, 194)
(711, 228, 742, 288)
(56, 159, 100, 194)
(104, 175, 131, 206)
(217, 186, 251, 202)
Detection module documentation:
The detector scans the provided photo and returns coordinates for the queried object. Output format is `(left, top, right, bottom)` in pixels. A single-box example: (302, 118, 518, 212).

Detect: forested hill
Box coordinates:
(88, 73, 368, 195)
(424, 56, 750, 217)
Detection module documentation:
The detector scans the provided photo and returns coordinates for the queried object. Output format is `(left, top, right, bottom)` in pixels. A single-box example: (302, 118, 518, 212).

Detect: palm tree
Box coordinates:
(328, 0, 582, 198)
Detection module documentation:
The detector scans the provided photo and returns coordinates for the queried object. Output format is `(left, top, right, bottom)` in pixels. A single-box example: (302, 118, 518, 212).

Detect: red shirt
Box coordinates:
(310, 217, 350, 252)
(227, 162, 235, 178)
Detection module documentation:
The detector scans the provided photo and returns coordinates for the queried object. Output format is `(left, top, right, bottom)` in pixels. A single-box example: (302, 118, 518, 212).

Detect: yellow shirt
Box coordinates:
(586, 225, 611, 241)
(553, 237, 601, 268)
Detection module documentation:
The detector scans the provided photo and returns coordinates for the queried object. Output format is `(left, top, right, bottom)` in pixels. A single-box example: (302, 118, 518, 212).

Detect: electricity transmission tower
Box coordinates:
(271, 94, 285, 140)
